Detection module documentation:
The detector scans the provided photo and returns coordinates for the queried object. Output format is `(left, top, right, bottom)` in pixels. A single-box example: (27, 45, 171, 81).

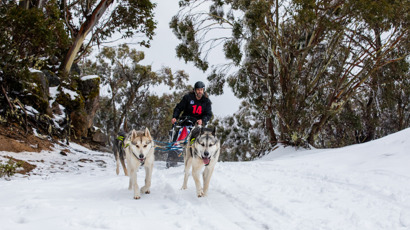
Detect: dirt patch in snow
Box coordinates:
(0, 124, 53, 153)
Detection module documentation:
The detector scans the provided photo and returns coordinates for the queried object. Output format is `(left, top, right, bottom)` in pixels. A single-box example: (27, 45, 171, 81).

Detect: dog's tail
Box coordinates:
(113, 131, 128, 176)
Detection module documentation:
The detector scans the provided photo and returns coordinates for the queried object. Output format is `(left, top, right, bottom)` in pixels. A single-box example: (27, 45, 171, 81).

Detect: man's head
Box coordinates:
(194, 81, 205, 99)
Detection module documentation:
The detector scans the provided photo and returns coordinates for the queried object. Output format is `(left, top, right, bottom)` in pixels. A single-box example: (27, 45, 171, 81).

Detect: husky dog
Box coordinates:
(181, 126, 220, 197)
(123, 128, 155, 199)
(112, 131, 128, 176)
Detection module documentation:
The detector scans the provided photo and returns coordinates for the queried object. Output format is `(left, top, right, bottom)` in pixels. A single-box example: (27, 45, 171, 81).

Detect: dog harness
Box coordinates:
(117, 135, 126, 148)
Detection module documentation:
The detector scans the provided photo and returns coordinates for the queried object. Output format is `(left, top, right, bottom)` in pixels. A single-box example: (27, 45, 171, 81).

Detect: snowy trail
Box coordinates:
(1, 128, 410, 230)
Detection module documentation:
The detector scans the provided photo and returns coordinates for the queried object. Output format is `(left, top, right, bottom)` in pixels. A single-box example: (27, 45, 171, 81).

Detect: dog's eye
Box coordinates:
(136, 145, 140, 148)
(209, 144, 213, 147)
(143, 145, 147, 148)
(201, 143, 205, 147)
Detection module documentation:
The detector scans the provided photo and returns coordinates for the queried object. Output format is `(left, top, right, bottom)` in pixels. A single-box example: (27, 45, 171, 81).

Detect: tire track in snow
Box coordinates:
(261, 164, 410, 210)
(211, 161, 409, 230)
(275, 162, 409, 229)
(149, 163, 240, 230)
(210, 163, 294, 229)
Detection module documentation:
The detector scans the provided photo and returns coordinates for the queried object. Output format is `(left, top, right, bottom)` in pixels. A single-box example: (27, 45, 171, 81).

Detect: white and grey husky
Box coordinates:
(181, 126, 220, 197)
(123, 128, 155, 199)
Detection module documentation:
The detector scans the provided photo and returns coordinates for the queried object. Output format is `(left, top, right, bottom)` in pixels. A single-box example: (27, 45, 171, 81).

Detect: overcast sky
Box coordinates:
(137, 0, 241, 118)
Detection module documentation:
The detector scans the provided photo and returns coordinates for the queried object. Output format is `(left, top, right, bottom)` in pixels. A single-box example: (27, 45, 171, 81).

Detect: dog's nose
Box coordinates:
(139, 154, 144, 159)
(204, 151, 209, 157)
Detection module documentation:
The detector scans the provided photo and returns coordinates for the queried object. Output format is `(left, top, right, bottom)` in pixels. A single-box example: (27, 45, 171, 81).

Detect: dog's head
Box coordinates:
(126, 128, 154, 164)
(193, 127, 220, 165)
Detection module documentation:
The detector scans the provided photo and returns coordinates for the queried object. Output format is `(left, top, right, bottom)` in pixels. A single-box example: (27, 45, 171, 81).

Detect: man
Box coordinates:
(167, 81, 212, 168)
(171, 81, 213, 126)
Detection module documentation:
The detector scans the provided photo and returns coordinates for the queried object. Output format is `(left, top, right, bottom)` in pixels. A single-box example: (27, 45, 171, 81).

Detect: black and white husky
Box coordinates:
(181, 126, 220, 197)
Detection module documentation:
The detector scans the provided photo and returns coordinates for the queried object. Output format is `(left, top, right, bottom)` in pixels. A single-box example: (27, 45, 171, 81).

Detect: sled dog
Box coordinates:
(112, 131, 128, 176)
(123, 128, 155, 199)
(181, 126, 220, 197)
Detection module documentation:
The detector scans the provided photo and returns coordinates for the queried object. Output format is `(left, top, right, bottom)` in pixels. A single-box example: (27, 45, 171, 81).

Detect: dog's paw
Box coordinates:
(134, 191, 141, 199)
(197, 189, 204, 197)
(141, 186, 150, 194)
(181, 186, 187, 190)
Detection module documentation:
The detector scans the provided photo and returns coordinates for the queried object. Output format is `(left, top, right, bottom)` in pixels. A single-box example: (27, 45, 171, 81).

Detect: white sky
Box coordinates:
(137, 0, 241, 118)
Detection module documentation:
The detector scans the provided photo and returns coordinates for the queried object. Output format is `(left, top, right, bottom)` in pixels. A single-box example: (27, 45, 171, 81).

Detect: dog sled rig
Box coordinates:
(115, 131, 190, 155)
(114, 117, 198, 168)
(158, 116, 204, 168)
(153, 116, 198, 156)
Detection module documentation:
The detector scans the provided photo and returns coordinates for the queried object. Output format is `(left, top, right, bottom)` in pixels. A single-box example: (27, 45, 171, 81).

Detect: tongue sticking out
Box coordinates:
(203, 158, 210, 165)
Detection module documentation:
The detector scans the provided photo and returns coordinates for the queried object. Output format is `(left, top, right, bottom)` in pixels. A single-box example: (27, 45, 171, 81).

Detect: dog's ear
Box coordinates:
(131, 129, 138, 139)
(191, 127, 201, 139)
(212, 127, 216, 136)
(144, 127, 151, 138)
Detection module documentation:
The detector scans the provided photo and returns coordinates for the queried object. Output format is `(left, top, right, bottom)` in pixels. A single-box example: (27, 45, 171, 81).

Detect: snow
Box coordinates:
(1, 128, 410, 230)
(61, 87, 78, 100)
(29, 68, 42, 73)
(81, 75, 99, 81)
(24, 106, 39, 116)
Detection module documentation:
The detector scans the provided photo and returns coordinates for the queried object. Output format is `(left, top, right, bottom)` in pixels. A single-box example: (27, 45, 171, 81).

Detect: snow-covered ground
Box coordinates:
(1, 128, 410, 230)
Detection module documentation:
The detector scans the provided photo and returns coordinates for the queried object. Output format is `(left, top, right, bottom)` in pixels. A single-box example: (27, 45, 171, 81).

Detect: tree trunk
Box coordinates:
(307, 112, 332, 146)
(61, 0, 114, 74)
(19, 0, 29, 9)
(363, 26, 383, 142)
(265, 116, 278, 144)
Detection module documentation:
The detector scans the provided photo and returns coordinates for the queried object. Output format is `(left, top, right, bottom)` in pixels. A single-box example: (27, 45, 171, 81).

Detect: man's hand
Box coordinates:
(197, 119, 203, 125)
(171, 118, 177, 124)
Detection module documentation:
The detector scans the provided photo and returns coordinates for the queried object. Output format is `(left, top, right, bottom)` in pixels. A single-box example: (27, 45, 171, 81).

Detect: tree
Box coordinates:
(81, 44, 189, 138)
(171, 0, 409, 148)
(0, 1, 70, 115)
(211, 101, 271, 161)
(60, 0, 156, 74)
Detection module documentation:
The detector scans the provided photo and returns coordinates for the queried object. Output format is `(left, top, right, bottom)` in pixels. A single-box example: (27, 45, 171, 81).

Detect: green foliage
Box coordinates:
(102, 0, 157, 47)
(170, 16, 209, 71)
(212, 101, 271, 161)
(232, 21, 243, 39)
(224, 40, 242, 66)
(0, 160, 23, 178)
(244, 0, 270, 32)
(0, 2, 69, 68)
(207, 70, 226, 96)
(0, 2, 70, 115)
(172, 0, 409, 154)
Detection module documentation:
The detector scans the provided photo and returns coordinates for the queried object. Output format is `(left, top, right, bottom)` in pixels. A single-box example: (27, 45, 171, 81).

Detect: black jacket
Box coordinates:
(172, 92, 212, 125)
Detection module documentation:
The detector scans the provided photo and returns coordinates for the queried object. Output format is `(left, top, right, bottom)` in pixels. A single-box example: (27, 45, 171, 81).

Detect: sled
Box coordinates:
(155, 116, 196, 168)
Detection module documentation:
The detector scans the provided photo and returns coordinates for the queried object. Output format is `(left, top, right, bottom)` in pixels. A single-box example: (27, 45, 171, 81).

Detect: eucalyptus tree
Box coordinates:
(82, 44, 189, 136)
(0, 1, 70, 115)
(59, 0, 157, 74)
(171, 0, 409, 147)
